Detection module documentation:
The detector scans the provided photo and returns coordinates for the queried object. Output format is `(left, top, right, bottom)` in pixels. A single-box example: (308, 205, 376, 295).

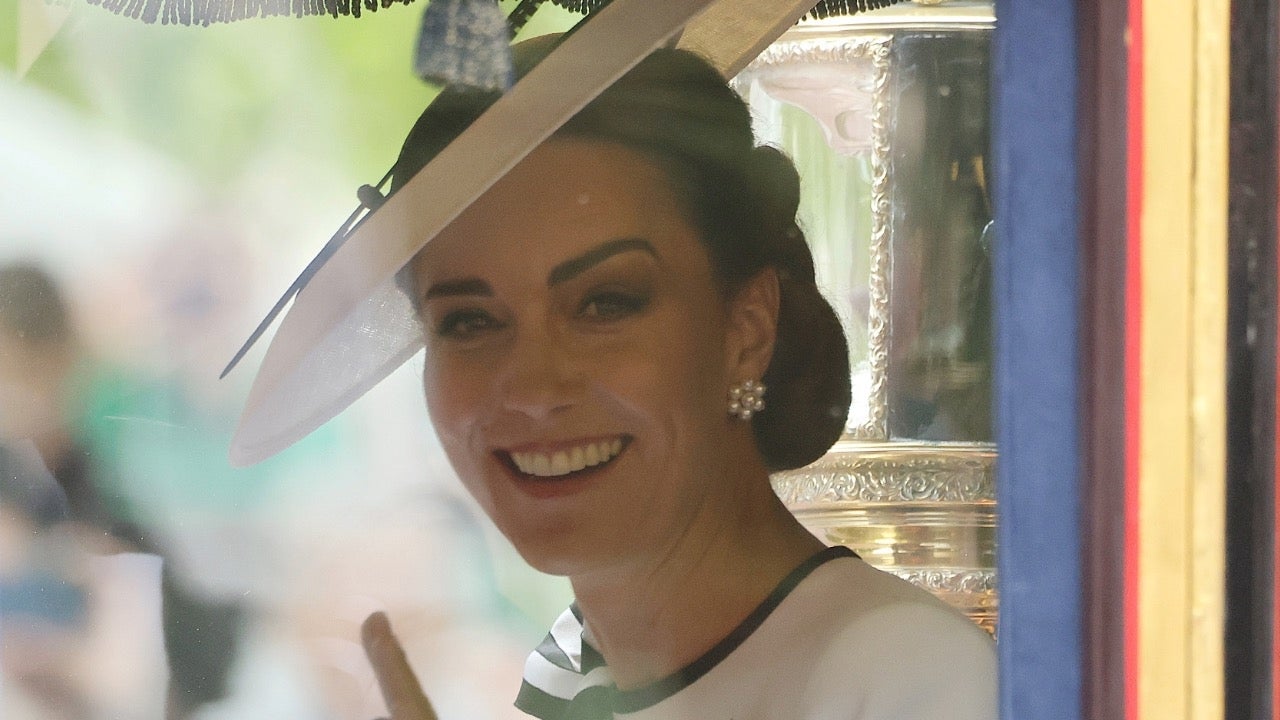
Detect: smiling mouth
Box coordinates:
(501, 436, 630, 479)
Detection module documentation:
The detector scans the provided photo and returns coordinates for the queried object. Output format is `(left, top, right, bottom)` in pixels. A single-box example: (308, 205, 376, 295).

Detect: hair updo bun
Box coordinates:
(741, 147, 851, 471)
(390, 43, 852, 472)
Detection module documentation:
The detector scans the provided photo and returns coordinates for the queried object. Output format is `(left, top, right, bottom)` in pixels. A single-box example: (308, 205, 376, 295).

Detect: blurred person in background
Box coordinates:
(0, 261, 243, 719)
(0, 441, 95, 720)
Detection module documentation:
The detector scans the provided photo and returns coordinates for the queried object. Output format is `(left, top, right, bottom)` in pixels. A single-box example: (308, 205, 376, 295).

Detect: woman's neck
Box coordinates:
(567, 475, 824, 690)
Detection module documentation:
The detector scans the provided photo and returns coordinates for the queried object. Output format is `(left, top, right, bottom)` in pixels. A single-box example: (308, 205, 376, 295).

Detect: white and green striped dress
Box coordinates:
(515, 546, 997, 720)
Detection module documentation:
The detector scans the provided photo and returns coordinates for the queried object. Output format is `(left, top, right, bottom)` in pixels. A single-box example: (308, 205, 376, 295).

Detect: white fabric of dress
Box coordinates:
(516, 546, 997, 720)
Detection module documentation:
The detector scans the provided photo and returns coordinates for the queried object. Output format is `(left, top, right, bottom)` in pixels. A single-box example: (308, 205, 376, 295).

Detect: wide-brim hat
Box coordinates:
(227, 0, 819, 466)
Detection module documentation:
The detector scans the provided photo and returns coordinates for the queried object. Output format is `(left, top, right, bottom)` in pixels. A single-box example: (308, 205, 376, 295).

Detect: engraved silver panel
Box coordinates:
(772, 441, 995, 505)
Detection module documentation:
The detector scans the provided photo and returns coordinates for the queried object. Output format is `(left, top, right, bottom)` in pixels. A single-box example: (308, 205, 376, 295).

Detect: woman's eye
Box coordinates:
(579, 291, 650, 321)
(435, 309, 503, 339)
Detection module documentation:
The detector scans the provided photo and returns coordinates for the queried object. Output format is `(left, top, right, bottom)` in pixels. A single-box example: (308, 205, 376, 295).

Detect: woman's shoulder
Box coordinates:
(782, 554, 998, 719)
(607, 551, 995, 720)
(787, 553, 995, 664)
(803, 553, 987, 622)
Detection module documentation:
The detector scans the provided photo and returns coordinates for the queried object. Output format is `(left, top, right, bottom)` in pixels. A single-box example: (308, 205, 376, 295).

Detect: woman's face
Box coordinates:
(410, 139, 767, 576)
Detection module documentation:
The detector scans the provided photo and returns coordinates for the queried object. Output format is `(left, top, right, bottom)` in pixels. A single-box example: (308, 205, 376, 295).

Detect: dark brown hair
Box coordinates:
(391, 44, 850, 471)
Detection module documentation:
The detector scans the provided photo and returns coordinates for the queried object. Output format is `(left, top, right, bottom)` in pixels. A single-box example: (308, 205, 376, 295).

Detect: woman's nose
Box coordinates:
(496, 327, 579, 420)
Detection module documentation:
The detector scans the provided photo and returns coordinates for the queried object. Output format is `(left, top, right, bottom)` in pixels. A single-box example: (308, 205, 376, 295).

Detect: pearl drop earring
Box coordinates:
(727, 380, 766, 421)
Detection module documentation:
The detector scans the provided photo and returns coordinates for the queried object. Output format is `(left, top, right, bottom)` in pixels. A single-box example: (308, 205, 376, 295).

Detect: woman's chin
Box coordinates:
(500, 523, 633, 579)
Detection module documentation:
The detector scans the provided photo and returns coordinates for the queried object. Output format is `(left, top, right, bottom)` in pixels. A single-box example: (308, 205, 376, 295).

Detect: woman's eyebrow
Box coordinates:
(547, 238, 658, 286)
(422, 278, 492, 300)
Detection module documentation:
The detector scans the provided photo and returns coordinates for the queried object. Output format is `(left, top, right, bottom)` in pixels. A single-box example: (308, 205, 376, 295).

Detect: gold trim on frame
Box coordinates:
(1136, 0, 1228, 715)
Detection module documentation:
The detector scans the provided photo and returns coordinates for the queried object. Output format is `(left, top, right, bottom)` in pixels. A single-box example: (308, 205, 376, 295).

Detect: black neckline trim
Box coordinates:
(609, 544, 855, 713)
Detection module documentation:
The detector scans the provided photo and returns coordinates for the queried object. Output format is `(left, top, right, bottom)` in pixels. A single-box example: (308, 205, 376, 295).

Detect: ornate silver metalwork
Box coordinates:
(890, 568, 996, 597)
(772, 443, 997, 635)
(861, 38, 892, 440)
(748, 33, 892, 68)
(889, 569, 998, 636)
(771, 441, 995, 505)
(740, 35, 892, 440)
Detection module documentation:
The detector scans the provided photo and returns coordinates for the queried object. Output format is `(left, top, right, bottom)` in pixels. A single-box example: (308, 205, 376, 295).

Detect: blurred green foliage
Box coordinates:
(7, 2, 431, 184)
(4, 0, 578, 187)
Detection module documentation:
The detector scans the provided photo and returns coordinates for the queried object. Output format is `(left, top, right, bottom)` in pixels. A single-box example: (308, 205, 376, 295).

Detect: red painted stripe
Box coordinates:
(1124, 0, 1144, 718)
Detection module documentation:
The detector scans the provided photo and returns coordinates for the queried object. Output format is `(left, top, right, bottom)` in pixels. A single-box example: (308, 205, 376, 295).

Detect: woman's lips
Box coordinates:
(500, 436, 629, 479)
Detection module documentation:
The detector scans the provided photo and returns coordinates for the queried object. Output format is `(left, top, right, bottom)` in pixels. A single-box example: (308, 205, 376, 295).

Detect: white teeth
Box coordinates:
(551, 451, 570, 475)
(533, 454, 551, 476)
(510, 438, 626, 478)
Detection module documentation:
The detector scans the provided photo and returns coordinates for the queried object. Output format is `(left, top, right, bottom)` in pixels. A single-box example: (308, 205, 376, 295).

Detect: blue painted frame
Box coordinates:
(992, 2, 1083, 718)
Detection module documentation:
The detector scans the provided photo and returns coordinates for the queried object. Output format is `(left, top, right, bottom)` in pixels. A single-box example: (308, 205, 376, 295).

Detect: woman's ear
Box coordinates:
(724, 267, 781, 382)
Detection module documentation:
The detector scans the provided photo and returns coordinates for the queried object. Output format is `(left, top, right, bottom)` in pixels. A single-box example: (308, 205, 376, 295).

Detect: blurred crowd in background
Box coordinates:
(1, 2, 574, 718)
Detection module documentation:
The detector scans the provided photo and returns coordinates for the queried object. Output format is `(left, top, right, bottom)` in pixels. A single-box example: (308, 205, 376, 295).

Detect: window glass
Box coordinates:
(2, 7, 575, 718)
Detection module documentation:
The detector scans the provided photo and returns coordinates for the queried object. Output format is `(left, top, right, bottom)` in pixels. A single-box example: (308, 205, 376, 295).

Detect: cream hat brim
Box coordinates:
(229, 0, 817, 466)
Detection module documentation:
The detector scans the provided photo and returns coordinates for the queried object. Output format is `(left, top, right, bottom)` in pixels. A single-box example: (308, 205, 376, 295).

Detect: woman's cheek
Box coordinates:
(422, 360, 489, 494)
(422, 353, 480, 432)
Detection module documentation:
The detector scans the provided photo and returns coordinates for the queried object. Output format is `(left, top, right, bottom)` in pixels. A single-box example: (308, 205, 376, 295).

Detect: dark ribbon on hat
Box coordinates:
(415, 0, 515, 91)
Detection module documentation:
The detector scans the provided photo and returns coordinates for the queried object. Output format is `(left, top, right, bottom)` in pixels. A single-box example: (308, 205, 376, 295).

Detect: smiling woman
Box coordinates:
(231, 18, 996, 720)
(410, 138, 761, 581)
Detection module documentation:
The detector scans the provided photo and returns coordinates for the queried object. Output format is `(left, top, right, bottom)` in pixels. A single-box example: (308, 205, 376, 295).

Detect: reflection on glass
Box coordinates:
(739, 30, 992, 443)
(3, 10, 575, 717)
(739, 57, 879, 433)
(885, 34, 992, 443)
